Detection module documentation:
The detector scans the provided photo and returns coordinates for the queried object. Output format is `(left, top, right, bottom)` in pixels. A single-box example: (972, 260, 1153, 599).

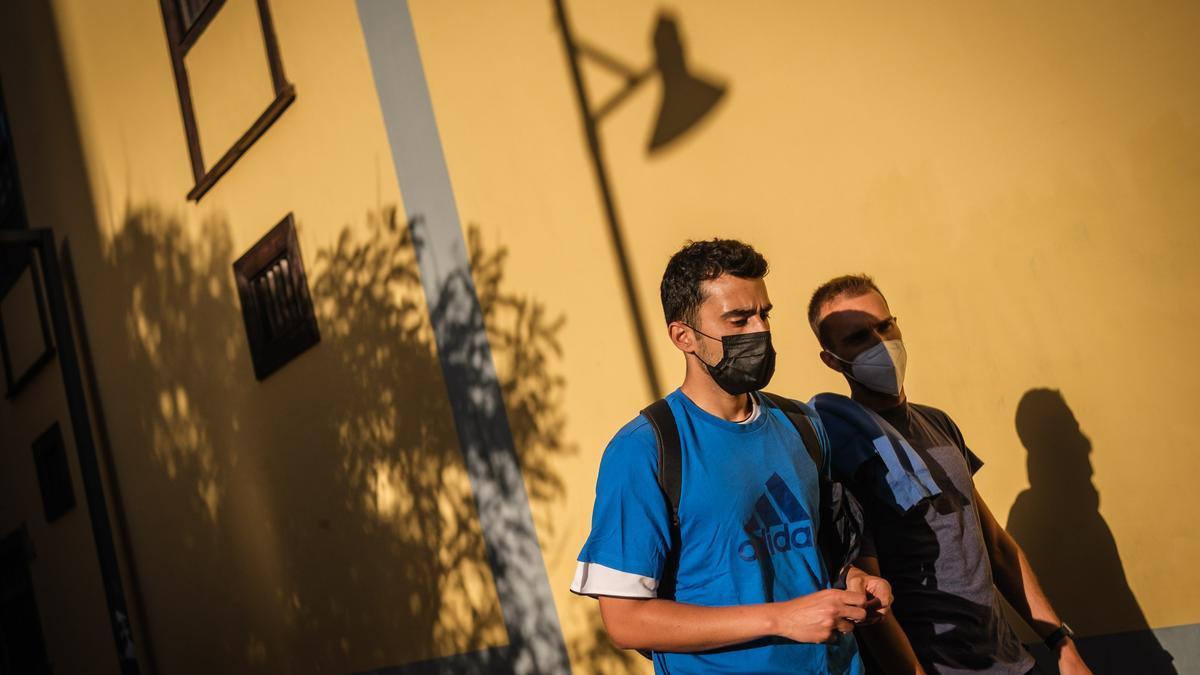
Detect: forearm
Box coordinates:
(977, 492, 1089, 672)
(852, 556, 924, 674)
(598, 587, 868, 652)
(598, 596, 778, 652)
(989, 534, 1060, 635)
(857, 615, 926, 675)
(977, 490, 1059, 634)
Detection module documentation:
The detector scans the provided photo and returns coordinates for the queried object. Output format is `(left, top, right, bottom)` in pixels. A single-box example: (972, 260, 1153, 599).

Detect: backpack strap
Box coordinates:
(759, 391, 824, 473)
(760, 391, 857, 588)
(641, 398, 681, 528)
(640, 398, 682, 601)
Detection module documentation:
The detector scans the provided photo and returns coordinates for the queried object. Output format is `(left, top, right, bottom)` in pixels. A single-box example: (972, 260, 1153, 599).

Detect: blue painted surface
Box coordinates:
(355, 1, 570, 673)
(1027, 624, 1199, 675)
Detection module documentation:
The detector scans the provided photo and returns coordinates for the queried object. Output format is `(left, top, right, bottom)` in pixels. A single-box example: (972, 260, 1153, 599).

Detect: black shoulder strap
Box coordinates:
(761, 391, 861, 588)
(640, 398, 682, 604)
(759, 391, 823, 473)
(640, 398, 681, 527)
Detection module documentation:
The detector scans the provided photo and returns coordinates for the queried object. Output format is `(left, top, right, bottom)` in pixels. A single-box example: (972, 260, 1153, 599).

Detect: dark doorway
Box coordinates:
(0, 527, 51, 675)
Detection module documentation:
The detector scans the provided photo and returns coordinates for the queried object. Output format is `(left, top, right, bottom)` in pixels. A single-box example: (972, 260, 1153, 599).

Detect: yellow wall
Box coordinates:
(408, 0, 1199, 664)
(2, 0, 509, 672)
(1, 0, 1197, 673)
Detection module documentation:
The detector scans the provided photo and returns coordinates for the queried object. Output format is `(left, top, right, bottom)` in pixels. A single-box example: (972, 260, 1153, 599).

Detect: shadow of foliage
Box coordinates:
(91, 203, 597, 673)
(98, 205, 260, 671)
(464, 226, 570, 534)
(303, 207, 504, 660)
(463, 224, 639, 674)
(105, 205, 243, 523)
(566, 610, 644, 675)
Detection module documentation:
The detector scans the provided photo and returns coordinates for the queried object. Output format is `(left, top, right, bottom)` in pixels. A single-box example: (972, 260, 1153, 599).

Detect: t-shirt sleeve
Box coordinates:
(920, 405, 984, 475)
(964, 446, 984, 475)
(571, 418, 672, 599)
(947, 415, 984, 475)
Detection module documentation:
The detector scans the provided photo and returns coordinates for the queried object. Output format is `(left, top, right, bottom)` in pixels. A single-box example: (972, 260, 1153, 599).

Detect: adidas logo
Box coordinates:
(736, 472, 814, 562)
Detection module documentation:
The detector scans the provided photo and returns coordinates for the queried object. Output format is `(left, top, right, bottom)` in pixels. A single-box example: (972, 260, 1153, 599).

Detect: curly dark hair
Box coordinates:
(660, 239, 768, 326)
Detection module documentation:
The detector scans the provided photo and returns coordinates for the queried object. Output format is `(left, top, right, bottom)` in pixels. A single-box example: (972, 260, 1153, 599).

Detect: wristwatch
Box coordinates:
(1043, 622, 1075, 649)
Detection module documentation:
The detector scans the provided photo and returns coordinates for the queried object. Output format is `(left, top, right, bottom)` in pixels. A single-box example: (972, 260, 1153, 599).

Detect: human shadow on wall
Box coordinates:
(1007, 388, 1176, 674)
(94, 205, 624, 673)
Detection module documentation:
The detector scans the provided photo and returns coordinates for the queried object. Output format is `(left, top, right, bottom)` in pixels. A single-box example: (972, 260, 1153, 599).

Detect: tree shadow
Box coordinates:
(290, 207, 507, 665)
(1007, 388, 1176, 674)
(96, 204, 264, 671)
(417, 218, 637, 674)
(565, 610, 643, 675)
(92, 203, 597, 673)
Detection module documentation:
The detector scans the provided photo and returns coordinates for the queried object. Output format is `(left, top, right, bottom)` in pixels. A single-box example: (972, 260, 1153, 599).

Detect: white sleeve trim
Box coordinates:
(570, 561, 658, 598)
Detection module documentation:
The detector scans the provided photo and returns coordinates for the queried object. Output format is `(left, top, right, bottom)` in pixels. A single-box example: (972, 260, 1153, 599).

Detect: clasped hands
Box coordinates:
(772, 568, 892, 644)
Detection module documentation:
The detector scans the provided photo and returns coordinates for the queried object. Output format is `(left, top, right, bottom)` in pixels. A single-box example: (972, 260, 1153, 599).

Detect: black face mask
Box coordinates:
(690, 327, 777, 395)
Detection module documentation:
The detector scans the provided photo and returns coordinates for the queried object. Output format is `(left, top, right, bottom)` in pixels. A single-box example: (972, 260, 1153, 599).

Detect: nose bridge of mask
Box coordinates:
(881, 339, 907, 391)
(688, 325, 768, 358)
(721, 330, 771, 354)
(882, 339, 906, 371)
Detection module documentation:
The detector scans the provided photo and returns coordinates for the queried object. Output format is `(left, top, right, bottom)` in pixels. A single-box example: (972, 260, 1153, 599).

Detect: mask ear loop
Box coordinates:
(685, 324, 721, 342)
(824, 349, 852, 365)
(824, 347, 870, 389)
(686, 324, 730, 370)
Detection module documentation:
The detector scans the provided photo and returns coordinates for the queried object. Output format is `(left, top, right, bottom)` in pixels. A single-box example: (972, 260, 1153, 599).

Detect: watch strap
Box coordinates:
(1043, 622, 1074, 649)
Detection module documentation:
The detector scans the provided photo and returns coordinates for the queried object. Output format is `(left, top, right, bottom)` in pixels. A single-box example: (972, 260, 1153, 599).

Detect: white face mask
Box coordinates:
(829, 339, 907, 397)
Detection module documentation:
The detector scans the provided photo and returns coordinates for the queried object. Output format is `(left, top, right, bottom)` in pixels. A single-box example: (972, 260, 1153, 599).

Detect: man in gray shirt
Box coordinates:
(806, 274, 1091, 675)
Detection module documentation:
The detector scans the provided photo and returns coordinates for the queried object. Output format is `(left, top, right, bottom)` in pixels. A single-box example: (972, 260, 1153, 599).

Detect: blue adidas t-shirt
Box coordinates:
(572, 389, 862, 674)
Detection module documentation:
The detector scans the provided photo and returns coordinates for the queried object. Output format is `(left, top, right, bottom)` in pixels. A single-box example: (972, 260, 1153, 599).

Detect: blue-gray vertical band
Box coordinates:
(355, 2, 571, 674)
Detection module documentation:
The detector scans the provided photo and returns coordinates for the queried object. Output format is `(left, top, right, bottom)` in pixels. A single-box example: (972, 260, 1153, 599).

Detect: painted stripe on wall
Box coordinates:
(1153, 624, 1200, 674)
(355, 2, 571, 673)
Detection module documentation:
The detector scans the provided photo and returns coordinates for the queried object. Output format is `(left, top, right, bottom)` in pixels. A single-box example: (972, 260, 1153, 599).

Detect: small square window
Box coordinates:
(233, 213, 319, 380)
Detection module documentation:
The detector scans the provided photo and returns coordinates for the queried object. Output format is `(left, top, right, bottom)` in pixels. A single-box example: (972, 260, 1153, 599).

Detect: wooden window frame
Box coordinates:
(158, 0, 295, 201)
(0, 252, 56, 400)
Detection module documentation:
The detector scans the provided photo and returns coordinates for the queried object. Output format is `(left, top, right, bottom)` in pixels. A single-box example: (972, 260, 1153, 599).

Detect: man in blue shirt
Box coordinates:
(572, 239, 891, 674)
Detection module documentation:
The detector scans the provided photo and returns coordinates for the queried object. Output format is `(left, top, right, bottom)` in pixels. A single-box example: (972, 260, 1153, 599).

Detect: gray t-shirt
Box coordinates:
(851, 403, 1034, 675)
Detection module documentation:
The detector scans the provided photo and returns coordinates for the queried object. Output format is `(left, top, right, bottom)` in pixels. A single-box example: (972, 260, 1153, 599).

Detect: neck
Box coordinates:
(847, 378, 906, 412)
(680, 356, 754, 421)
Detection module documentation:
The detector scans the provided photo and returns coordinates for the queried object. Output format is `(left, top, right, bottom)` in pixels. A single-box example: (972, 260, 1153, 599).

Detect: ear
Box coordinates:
(668, 321, 696, 354)
(819, 350, 844, 373)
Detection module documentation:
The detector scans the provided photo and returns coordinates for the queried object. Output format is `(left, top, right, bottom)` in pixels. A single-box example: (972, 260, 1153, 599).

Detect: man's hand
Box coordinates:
(845, 567, 893, 625)
(1057, 640, 1092, 675)
(772, 589, 869, 644)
